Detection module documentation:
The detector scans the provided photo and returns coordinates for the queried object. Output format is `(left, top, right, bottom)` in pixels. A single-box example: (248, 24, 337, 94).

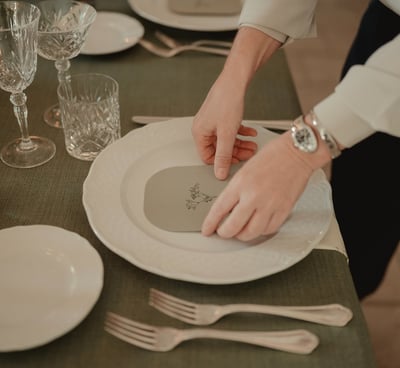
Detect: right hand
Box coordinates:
(192, 74, 258, 180)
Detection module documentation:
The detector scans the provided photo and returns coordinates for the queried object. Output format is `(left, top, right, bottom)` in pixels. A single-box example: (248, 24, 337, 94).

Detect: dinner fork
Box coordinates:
(105, 312, 319, 354)
(154, 30, 233, 49)
(139, 39, 230, 58)
(149, 288, 353, 327)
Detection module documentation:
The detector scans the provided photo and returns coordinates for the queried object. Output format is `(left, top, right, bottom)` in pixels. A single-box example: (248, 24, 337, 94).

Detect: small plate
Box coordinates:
(0, 225, 103, 352)
(81, 12, 144, 55)
(128, 0, 240, 31)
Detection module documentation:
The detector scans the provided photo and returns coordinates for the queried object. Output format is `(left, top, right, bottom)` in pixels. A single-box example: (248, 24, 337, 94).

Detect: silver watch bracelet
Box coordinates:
(309, 110, 341, 159)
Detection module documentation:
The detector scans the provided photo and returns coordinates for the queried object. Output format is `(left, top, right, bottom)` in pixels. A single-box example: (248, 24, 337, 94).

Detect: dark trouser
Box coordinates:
(331, 0, 400, 299)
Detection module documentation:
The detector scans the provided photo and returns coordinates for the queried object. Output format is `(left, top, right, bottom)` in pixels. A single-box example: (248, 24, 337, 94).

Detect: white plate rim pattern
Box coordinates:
(0, 225, 103, 352)
(82, 117, 333, 285)
(127, 0, 240, 31)
(81, 11, 144, 55)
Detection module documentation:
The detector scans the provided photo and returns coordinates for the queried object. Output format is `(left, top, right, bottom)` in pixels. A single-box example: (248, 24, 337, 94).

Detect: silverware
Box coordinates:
(139, 38, 229, 58)
(155, 30, 233, 49)
(149, 288, 353, 327)
(131, 115, 291, 130)
(105, 312, 319, 354)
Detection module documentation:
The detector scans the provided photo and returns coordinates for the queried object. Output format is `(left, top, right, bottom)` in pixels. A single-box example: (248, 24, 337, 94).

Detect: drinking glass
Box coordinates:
(0, 1, 56, 168)
(37, 0, 96, 128)
(58, 73, 121, 161)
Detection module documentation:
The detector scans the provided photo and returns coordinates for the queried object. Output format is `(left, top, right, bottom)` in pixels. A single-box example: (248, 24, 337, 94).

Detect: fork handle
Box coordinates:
(180, 328, 318, 354)
(221, 303, 353, 327)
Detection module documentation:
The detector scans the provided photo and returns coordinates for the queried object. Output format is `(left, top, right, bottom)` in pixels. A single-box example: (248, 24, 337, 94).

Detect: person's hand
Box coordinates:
(192, 27, 281, 181)
(201, 131, 328, 241)
(192, 73, 258, 180)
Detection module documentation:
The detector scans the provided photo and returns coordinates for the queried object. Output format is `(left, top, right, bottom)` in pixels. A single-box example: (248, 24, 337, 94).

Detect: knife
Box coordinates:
(131, 115, 291, 130)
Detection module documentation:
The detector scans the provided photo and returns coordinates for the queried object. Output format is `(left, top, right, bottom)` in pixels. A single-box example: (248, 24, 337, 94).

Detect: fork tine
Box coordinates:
(150, 297, 198, 324)
(107, 312, 155, 333)
(149, 289, 199, 323)
(150, 288, 196, 310)
(105, 321, 155, 346)
(107, 312, 155, 339)
(105, 314, 157, 350)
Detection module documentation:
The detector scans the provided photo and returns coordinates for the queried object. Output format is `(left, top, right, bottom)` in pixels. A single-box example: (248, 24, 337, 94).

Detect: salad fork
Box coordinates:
(149, 288, 353, 327)
(154, 30, 233, 49)
(105, 312, 319, 354)
(139, 38, 229, 58)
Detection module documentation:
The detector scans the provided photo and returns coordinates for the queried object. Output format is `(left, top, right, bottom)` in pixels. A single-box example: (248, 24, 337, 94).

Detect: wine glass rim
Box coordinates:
(37, 0, 96, 35)
(0, 1, 41, 33)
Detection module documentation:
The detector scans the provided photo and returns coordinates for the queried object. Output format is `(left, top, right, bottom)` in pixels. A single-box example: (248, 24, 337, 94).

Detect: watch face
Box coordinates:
(291, 123, 318, 153)
(295, 129, 312, 145)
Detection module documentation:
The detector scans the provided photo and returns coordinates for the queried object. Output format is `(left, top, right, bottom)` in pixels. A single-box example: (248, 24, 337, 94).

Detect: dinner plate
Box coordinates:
(128, 0, 240, 31)
(81, 12, 144, 55)
(83, 117, 333, 284)
(0, 225, 103, 352)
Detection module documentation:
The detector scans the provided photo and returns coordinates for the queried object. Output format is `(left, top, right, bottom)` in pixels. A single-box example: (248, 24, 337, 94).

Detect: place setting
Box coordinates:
(0, 1, 374, 366)
(83, 117, 335, 284)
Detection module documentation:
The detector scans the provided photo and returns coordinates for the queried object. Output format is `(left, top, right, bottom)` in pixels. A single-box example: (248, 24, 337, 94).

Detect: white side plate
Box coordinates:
(0, 225, 103, 351)
(81, 12, 144, 55)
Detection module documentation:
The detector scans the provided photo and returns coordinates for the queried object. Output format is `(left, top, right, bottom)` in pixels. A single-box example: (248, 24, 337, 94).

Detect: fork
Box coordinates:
(139, 39, 230, 58)
(154, 30, 233, 50)
(149, 288, 353, 327)
(105, 312, 319, 354)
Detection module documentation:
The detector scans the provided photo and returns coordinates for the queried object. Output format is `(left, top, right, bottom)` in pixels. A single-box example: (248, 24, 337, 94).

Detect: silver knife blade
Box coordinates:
(131, 115, 291, 130)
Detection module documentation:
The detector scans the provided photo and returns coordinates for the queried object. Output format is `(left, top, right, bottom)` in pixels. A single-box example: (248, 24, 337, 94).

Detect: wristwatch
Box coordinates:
(290, 115, 318, 153)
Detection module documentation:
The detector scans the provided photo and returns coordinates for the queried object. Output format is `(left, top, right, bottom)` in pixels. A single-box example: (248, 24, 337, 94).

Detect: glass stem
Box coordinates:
(55, 59, 72, 100)
(55, 59, 71, 84)
(10, 92, 35, 151)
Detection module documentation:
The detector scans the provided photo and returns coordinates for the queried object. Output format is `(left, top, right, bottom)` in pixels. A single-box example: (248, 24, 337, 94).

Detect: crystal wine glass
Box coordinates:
(0, 1, 56, 168)
(37, 0, 96, 128)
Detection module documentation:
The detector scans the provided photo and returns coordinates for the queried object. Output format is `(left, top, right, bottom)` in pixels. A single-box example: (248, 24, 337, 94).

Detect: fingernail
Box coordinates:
(216, 168, 228, 180)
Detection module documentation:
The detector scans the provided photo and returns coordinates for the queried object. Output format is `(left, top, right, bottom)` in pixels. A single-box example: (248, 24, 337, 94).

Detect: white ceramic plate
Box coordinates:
(0, 225, 103, 352)
(128, 0, 240, 31)
(83, 117, 333, 284)
(81, 12, 144, 55)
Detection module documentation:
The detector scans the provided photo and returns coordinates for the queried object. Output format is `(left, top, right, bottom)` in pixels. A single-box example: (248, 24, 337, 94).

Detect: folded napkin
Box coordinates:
(314, 218, 348, 258)
(168, 0, 242, 15)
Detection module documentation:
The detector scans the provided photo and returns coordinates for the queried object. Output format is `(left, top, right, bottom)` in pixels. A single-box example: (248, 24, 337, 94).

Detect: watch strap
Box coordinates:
(309, 110, 341, 159)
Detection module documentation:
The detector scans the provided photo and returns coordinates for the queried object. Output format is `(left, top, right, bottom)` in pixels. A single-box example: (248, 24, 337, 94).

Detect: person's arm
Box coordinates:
(192, 1, 320, 180)
(201, 35, 400, 241)
(239, 0, 318, 44)
(314, 34, 400, 147)
(192, 27, 281, 180)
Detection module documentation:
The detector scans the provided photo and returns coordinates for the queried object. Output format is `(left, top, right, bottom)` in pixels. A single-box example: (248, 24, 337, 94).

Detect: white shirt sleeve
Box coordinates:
(239, 0, 318, 43)
(314, 35, 400, 147)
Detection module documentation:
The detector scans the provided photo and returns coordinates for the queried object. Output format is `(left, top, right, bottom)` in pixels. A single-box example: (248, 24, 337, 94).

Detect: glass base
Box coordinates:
(44, 103, 63, 128)
(1, 136, 56, 169)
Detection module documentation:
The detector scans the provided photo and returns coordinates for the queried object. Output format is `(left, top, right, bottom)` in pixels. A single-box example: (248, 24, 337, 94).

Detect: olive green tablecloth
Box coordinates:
(0, 1, 376, 367)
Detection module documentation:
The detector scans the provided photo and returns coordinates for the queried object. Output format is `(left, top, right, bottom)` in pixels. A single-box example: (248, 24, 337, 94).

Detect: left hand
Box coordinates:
(201, 132, 315, 241)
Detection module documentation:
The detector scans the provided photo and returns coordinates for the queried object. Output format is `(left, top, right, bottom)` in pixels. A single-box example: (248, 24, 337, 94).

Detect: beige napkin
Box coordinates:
(144, 164, 241, 232)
